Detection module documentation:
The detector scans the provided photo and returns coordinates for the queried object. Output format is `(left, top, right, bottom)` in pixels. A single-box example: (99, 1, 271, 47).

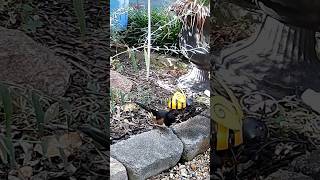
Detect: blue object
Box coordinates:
(111, 0, 129, 31)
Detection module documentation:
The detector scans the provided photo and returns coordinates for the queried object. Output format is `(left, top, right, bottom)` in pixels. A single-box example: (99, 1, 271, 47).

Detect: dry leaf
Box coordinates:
(18, 166, 33, 179)
(30, 171, 48, 180)
(65, 163, 77, 175)
(8, 175, 20, 180)
(34, 132, 82, 158)
(190, 164, 197, 171)
(122, 103, 138, 112)
(19, 141, 33, 165)
(34, 136, 59, 158)
(44, 102, 60, 123)
(59, 132, 82, 157)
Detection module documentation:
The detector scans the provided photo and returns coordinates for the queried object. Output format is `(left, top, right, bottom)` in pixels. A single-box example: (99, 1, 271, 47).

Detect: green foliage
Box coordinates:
(129, 50, 138, 73)
(20, 3, 43, 33)
(32, 91, 45, 138)
(73, 0, 87, 40)
(110, 88, 128, 106)
(0, 84, 15, 168)
(1, 1, 43, 33)
(112, 8, 181, 48)
(197, 0, 210, 6)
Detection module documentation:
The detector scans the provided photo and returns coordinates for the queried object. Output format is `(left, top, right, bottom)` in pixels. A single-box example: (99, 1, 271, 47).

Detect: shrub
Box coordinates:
(111, 7, 181, 49)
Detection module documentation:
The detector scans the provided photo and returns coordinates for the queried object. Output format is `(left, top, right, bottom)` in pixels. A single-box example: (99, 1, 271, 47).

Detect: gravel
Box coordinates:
(147, 149, 210, 180)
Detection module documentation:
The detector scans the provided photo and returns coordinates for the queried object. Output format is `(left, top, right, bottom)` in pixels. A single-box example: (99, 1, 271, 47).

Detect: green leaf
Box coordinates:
(0, 135, 8, 164)
(22, 4, 33, 13)
(130, 50, 138, 73)
(41, 137, 49, 157)
(0, 84, 15, 167)
(0, 84, 13, 122)
(4, 137, 15, 167)
(73, 0, 86, 40)
(61, 100, 73, 128)
(22, 16, 43, 33)
(61, 100, 72, 114)
(31, 91, 44, 137)
(87, 80, 100, 93)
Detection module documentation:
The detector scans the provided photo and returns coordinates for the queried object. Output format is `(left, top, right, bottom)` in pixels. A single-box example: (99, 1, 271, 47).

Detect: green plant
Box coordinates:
(129, 49, 139, 73)
(112, 8, 181, 48)
(31, 91, 45, 138)
(73, 0, 87, 40)
(20, 3, 43, 33)
(31, 91, 49, 156)
(110, 88, 128, 105)
(0, 84, 15, 168)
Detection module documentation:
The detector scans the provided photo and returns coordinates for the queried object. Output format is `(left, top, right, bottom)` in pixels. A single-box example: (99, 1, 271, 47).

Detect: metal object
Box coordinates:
(215, 0, 320, 99)
(243, 116, 268, 144)
(178, 17, 211, 91)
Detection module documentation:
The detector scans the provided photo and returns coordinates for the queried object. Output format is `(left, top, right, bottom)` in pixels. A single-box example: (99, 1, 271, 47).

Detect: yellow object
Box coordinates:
(168, 91, 187, 110)
(212, 77, 244, 150)
(216, 124, 229, 150)
(211, 96, 242, 130)
(216, 124, 243, 150)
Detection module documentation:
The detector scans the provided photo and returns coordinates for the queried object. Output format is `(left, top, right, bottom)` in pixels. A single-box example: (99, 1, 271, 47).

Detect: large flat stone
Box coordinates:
(301, 89, 320, 114)
(110, 157, 128, 180)
(111, 129, 183, 180)
(265, 170, 312, 180)
(172, 114, 210, 161)
(0, 26, 70, 96)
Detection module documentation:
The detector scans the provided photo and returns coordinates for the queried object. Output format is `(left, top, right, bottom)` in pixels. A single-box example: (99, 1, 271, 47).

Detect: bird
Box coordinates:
(135, 101, 180, 127)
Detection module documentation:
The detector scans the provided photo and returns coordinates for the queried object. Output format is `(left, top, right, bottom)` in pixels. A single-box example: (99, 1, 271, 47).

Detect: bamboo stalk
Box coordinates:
(146, 0, 151, 79)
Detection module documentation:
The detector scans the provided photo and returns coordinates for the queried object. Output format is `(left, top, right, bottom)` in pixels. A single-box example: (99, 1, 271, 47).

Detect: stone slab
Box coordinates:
(111, 129, 183, 180)
(172, 114, 210, 161)
(110, 157, 128, 180)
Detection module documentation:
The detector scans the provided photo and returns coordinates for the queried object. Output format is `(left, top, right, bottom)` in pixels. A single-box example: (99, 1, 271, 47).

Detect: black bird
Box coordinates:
(135, 102, 179, 127)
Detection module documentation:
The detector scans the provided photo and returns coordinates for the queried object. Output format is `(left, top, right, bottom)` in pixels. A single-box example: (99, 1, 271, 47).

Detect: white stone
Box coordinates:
(110, 157, 128, 180)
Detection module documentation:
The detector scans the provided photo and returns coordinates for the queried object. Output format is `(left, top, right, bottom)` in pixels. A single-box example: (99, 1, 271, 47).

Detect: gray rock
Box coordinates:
(290, 150, 320, 179)
(172, 115, 210, 161)
(110, 157, 128, 180)
(301, 89, 320, 114)
(0, 26, 70, 96)
(111, 129, 183, 180)
(200, 109, 210, 118)
(265, 170, 312, 180)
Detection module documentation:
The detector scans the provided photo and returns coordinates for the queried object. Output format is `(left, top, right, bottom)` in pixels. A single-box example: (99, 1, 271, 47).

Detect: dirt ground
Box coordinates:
(0, 1, 108, 179)
(110, 50, 209, 144)
(1, 1, 319, 179)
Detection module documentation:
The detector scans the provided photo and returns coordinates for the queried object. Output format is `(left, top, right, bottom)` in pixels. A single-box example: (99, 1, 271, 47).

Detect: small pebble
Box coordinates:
(148, 149, 210, 180)
(180, 168, 187, 177)
(190, 164, 197, 171)
(170, 173, 174, 179)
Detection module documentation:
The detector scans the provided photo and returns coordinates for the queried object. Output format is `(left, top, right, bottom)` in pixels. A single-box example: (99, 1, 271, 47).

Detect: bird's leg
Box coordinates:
(152, 123, 166, 129)
(148, 115, 167, 129)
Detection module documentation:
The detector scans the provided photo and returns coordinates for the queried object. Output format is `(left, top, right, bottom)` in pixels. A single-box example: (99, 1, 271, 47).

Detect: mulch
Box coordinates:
(0, 0, 108, 179)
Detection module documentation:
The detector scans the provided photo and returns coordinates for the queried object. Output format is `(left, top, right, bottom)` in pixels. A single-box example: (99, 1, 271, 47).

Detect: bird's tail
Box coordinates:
(135, 101, 158, 115)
